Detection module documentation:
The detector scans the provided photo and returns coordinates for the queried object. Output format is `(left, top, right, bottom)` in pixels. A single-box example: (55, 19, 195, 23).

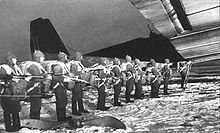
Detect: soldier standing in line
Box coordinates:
(177, 60, 192, 91)
(111, 57, 123, 106)
(50, 64, 69, 121)
(121, 55, 135, 103)
(0, 53, 24, 132)
(134, 58, 145, 99)
(96, 57, 111, 111)
(148, 59, 162, 98)
(161, 58, 172, 95)
(68, 52, 89, 116)
(20, 50, 49, 119)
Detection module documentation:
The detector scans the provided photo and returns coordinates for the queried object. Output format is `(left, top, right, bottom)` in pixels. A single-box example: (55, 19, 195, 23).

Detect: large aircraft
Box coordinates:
(0, 0, 219, 74)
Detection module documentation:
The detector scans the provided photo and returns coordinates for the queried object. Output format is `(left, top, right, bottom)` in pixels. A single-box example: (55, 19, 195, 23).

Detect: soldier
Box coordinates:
(50, 64, 69, 121)
(161, 58, 172, 95)
(20, 50, 49, 119)
(68, 52, 89, 116)
(96, 57, 111, 111)
(121, 55, 135, 103)
(0, 53, 23, 132)
(111, 57, 123, 106)
(148, 59, 162, 98)
(134, 58, 145, 99)
(177, 60, 192, 91)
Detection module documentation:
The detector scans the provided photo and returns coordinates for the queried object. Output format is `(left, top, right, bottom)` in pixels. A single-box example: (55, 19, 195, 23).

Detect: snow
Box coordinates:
(0, 81, 220, 132)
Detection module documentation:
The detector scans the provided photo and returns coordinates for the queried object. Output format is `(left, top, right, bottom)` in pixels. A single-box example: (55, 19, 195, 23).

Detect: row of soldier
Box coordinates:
(0, 50, 191, 132)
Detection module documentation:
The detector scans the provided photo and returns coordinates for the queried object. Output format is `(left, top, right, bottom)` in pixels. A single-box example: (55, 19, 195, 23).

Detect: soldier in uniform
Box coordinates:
(96, 57, 111, 111)
(177, 60, 192, 91)
(68, 52, 89, 115)
(148, 59, 162, 98)
(0, 53, 23, 132)
(121, 55, 135, 103)
(20, 50, 49, 119)
(111, 57, 123, 106)
(50, 64, 69, 121)
(134, 58, 145, 99)
(161, 58, 172, 95)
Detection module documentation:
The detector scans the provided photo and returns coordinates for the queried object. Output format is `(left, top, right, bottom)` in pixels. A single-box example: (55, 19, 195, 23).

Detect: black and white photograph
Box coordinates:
(0, 0, 219, 132)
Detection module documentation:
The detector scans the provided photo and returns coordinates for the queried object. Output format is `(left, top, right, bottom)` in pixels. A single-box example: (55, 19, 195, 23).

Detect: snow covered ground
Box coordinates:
(0, 81, 220, 133)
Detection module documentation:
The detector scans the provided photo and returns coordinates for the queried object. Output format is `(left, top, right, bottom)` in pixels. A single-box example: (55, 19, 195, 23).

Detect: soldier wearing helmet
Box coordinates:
(68, 51, 90, 116)
(49, 64, 71, 121)
(19, 50, 49, 119)
(134, 58, 145, 99)
(95, 57, 112, 111)
(121, 55, 135, 103)
(0, 52, 23, 132)
(161, 58, 172, 95)
(111, 57, 123, 106)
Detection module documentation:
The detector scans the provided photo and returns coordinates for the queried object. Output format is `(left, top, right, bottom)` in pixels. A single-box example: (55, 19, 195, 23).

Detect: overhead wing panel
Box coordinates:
(0, 0, 152, 63)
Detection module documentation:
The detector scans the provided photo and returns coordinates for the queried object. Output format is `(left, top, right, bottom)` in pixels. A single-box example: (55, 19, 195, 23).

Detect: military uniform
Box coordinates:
(121, 55, 135, 103)
(50, 65, 68, 121)
(147, 59, 162, 98)
(134, 58, 144, 99)
(68, 52, 89, 115)
(161, 59, 172, 95)
(96, 58, 111, 111)
(20, 51, 48, 119)
(177, 61, 192, 90)
(111, 58, 122, 106)
(150, 67, 161, 98)
(0, 54, 23, 132)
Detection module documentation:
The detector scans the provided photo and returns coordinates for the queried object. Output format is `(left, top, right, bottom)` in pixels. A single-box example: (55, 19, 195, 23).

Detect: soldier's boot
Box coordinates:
(78, 99, 89, 113)
(12, 112, 21, 131)
(3, 111, 13, 132)
(72, 101, 82, 116)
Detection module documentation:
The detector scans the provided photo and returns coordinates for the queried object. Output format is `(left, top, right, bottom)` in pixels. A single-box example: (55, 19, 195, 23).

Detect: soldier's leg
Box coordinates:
(72, 100, 81, 115)
(180, 72, 186, 88)
(134, 80, 142, 99)
(125, 79, 134, 103)
(97, 85, 107, 110)
(56, 106, 66, 121)
(30, 97, 42, 119)
(151, 82, 157, 98)
(72, 83, 82, 116)
(12, 112, 21, 131)
(1, 99, 13, 131)
(113, 82, 122, 105)
(155, 81, 160, 98)
(164, 77, 169, 94)
(78, 98, 90, 113)
(3, 111, 13, 132)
